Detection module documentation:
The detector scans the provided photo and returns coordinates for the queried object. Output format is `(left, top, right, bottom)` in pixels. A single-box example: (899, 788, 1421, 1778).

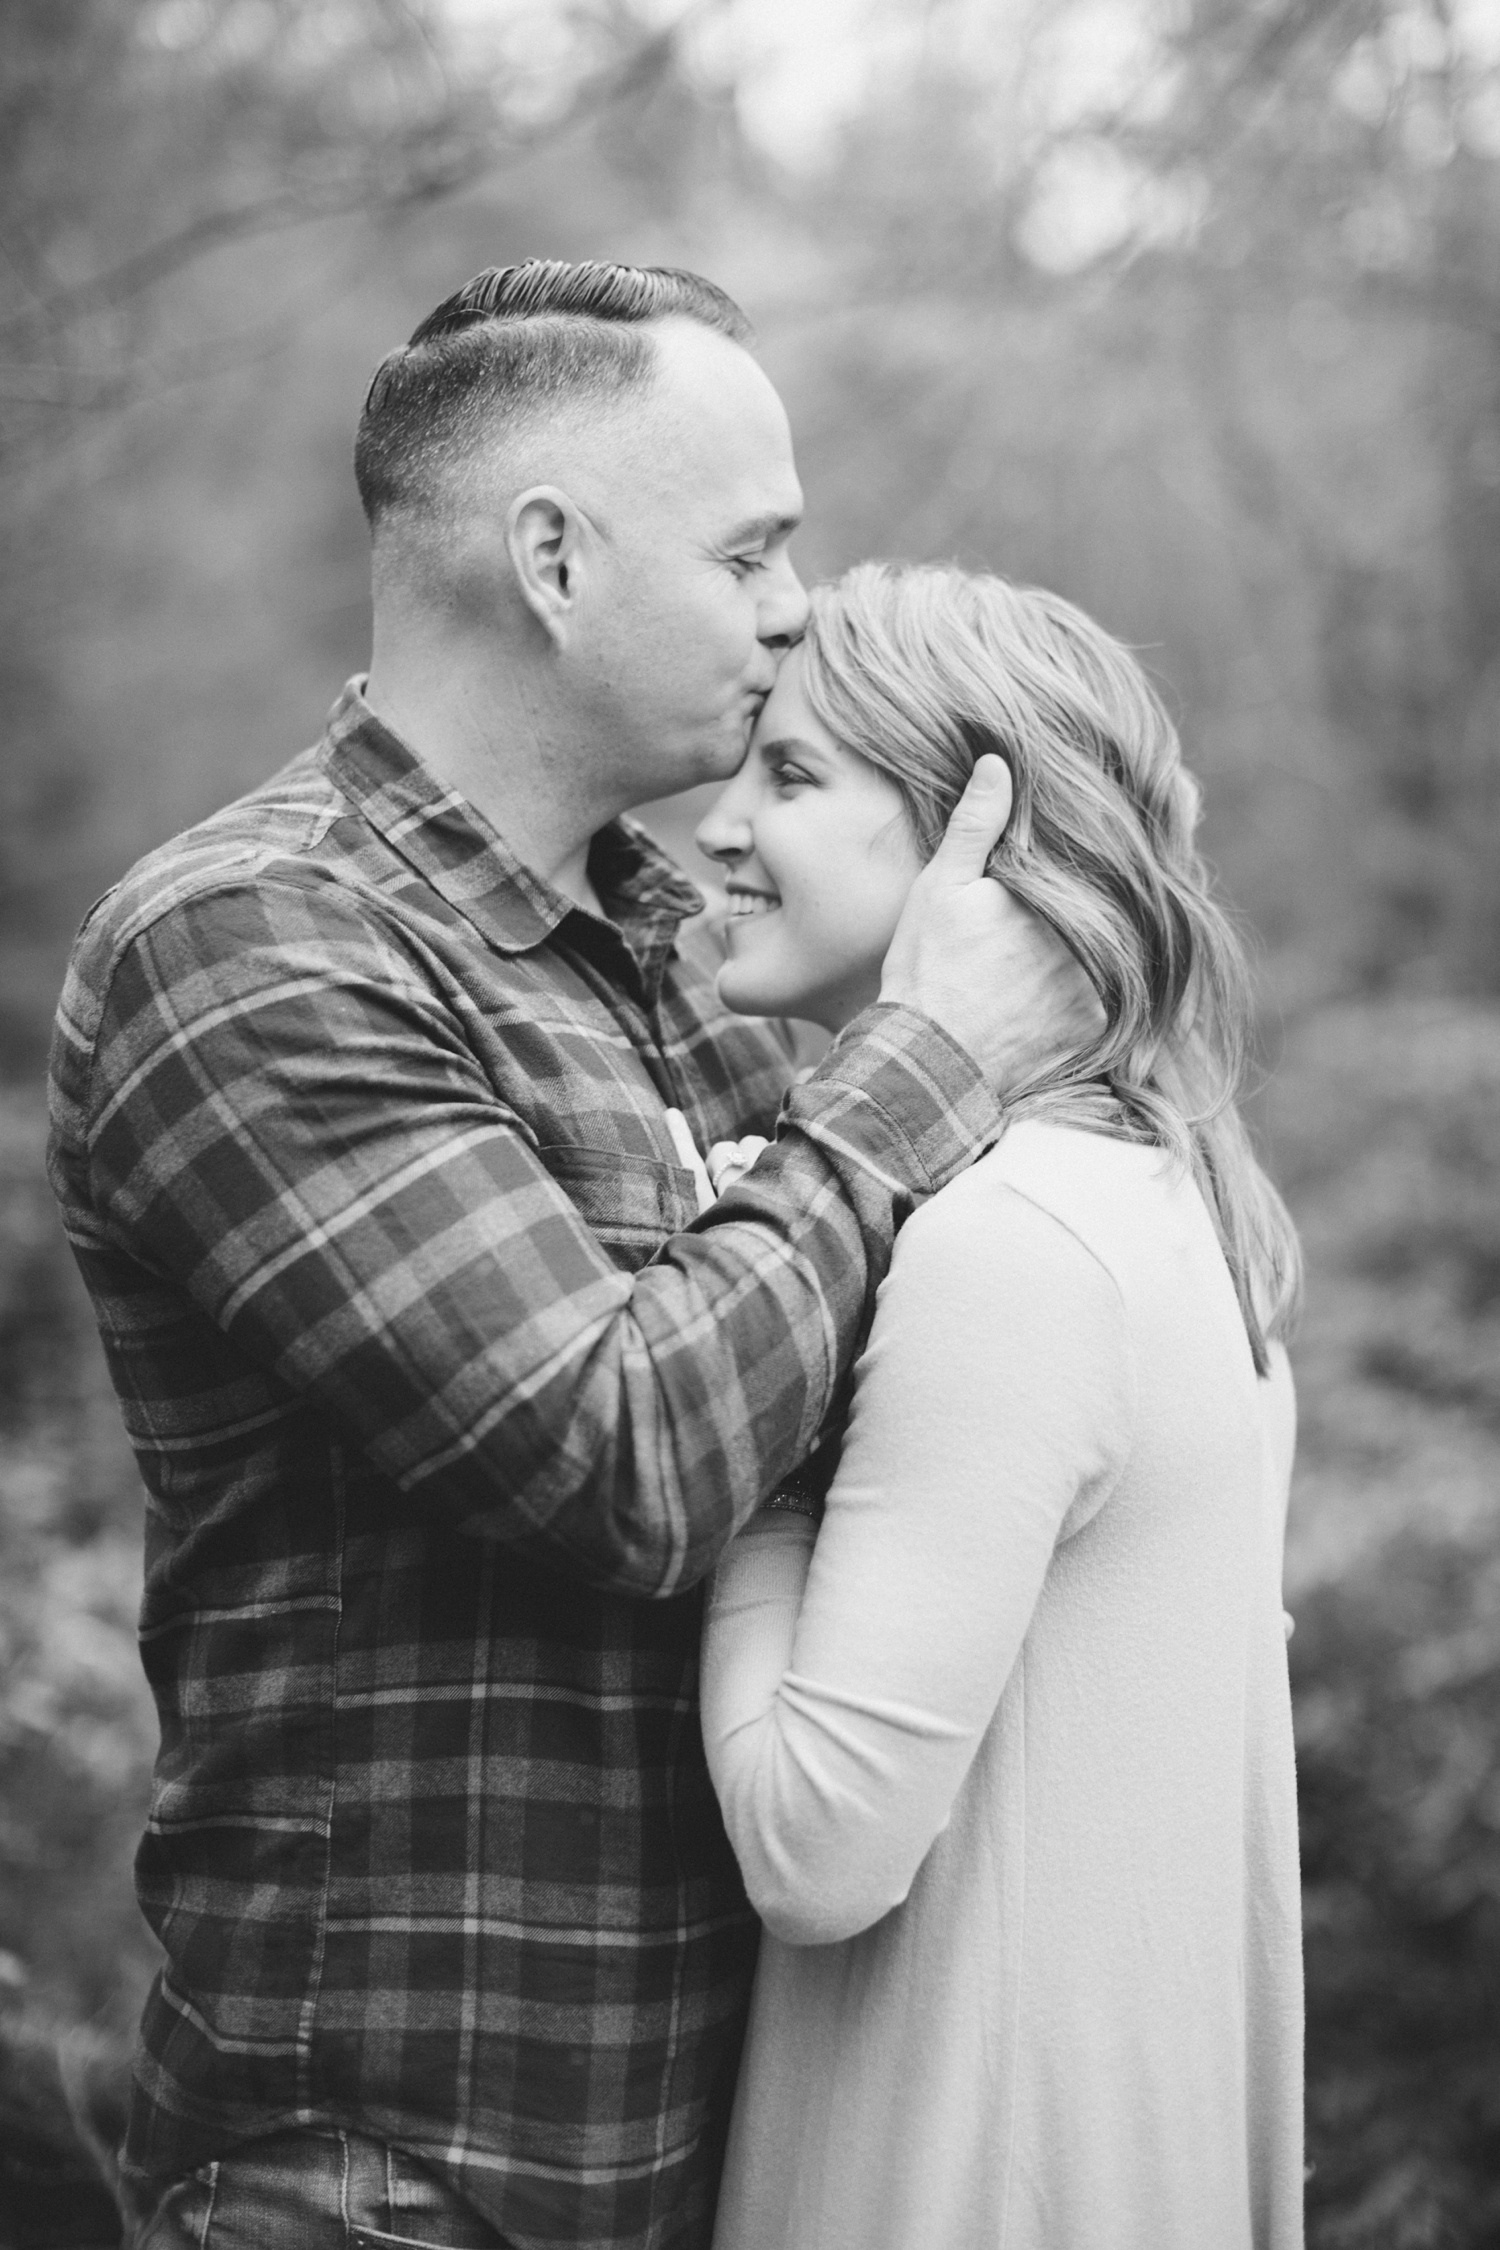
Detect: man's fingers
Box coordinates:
(925, 754, 1014, 885)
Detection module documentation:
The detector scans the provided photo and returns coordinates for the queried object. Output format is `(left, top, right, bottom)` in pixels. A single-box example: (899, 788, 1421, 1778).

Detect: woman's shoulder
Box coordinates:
(903, 1117, 1211, 1330)
(979, 1115, 1163, 1196)
(879, 1122, 1139, 1473)
(924, 1118, 1160, 1246)
(892, 1120, 1138, 1318)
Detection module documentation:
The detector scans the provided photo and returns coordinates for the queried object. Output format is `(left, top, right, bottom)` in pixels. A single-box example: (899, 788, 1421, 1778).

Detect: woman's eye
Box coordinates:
(769, 764, 812, 793)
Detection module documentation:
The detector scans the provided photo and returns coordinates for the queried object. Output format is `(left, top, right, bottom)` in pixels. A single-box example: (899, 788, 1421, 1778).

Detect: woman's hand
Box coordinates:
(706, 1136, 771, 1195)
(663, 1110, 770, 1210)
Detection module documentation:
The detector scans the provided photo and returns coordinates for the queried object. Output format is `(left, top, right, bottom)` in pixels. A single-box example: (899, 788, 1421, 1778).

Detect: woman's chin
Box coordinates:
(716, 957, 803, 1023)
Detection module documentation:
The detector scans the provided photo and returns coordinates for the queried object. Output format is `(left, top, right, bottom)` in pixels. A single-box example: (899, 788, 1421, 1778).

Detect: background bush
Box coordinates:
(2, 3, 1498, 2243)
(1268, 1004, 1500, 2246)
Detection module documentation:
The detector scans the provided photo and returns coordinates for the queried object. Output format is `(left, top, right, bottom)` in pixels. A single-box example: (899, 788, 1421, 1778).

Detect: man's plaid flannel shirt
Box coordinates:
(47, 683, 1001, 2250)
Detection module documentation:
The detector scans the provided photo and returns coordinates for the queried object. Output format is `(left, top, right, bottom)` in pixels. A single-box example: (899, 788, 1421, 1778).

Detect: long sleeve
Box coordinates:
(701, 1168, 1136, 1944)
(51, 867, 1000, 1599)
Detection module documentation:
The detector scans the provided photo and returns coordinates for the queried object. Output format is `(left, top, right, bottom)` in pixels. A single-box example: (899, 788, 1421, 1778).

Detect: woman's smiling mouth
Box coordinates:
(726, 887, 780, 919)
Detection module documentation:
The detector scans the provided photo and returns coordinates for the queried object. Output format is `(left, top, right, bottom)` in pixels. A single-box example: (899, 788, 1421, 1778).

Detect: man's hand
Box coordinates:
(878, 755, 1101, 1098)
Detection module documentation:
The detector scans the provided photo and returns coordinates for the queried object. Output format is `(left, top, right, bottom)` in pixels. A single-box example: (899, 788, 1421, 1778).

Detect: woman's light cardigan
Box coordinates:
(701, 1120, 1303, 2250)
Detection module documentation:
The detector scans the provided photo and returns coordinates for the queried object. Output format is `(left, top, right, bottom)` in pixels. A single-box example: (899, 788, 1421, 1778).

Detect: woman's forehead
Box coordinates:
(755, 651, 835, 749)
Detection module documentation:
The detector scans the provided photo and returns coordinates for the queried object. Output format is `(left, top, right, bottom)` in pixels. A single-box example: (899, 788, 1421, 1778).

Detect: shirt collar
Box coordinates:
(318, 678, 705, 964)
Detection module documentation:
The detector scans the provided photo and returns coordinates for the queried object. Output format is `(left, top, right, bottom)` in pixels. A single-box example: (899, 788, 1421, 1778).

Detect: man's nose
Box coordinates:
(758, 548, 809, 651)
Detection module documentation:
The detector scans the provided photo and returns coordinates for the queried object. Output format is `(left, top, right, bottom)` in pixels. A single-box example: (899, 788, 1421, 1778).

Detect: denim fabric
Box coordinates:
(132, 2131, 508, 2250)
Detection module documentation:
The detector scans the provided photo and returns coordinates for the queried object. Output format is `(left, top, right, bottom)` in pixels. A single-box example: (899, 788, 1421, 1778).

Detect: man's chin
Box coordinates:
(659, 732, 755, 796)
(710, 721, 762, 781)
(718, 695, 775, 774)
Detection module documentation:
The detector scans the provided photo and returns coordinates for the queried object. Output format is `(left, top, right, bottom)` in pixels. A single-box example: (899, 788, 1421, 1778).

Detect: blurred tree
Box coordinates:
(747, 0, 1500, 1003)
(0, 0, 694, 1069)
(1125, 0, 1500, 990)
(3, 5, 1500, 2241)
(0, 0, 681, 468)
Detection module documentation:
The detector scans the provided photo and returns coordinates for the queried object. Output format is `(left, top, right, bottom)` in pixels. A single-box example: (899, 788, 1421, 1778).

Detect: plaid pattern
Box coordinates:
(47, 682, 1001, 2250)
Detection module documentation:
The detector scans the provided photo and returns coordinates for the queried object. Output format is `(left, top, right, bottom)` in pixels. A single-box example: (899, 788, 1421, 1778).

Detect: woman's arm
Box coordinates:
(700, 1171, 1134, 1945)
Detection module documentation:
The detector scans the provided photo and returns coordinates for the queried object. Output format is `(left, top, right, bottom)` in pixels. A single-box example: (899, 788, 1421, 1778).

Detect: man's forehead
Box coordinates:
(645, 321, 789, 441)
(632, 325, 800, 516)
(647, 312, 765, 381)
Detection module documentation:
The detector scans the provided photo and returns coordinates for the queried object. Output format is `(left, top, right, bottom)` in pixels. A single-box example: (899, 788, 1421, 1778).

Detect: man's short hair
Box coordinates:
(354, 258, 754, 530)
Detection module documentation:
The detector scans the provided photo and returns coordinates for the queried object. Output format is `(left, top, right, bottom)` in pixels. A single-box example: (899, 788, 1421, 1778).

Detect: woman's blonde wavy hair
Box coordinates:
(799, 561, 1301, 1375)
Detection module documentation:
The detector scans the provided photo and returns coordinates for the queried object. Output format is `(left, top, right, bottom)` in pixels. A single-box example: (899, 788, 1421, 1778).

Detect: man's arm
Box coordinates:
(56, 761, 1088, 1601)
(55, 866, 996, 1601)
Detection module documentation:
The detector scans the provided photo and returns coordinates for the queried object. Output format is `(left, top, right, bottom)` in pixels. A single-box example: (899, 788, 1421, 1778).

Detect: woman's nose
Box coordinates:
(695, 789, 754, 868)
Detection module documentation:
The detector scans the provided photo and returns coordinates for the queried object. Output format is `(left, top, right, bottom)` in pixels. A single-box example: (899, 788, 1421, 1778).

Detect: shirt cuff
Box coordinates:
(787, 1002, 1003, 1198)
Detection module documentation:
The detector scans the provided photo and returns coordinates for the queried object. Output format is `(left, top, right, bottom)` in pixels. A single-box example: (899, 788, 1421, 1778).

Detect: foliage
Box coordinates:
(0, 1093, 156, 2241)
(774, 0, 1500, 1001)
(1264, 1002, 1500, 2245)
(0, 1, 1497, 2242)
(0, 0, 676, 461)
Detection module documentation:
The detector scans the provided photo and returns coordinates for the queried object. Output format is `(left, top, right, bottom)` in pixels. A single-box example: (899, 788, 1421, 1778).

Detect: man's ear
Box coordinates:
(507, 485, 588, 646)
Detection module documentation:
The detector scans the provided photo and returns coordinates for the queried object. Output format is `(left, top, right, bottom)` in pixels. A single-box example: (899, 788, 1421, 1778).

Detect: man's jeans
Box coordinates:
(131, 2129, 509, 2249)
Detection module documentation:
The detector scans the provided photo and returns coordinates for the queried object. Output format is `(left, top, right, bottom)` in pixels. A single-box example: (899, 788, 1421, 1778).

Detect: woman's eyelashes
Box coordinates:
(758, 741, 820, 793)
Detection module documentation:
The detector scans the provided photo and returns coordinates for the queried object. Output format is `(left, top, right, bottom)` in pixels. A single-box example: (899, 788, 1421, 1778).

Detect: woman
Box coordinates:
(694, 563, 1304, 2250)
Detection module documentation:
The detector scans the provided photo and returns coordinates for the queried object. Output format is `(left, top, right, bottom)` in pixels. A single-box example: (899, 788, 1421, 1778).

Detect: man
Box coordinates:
(49, 260, 1075, 2249)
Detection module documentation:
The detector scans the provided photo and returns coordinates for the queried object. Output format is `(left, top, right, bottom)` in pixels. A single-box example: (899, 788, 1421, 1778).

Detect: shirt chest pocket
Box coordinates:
(539, 1143, 702, 1271)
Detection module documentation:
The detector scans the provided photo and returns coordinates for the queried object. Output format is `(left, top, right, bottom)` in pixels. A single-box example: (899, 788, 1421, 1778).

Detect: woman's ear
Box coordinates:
(507, 485, 587, 645)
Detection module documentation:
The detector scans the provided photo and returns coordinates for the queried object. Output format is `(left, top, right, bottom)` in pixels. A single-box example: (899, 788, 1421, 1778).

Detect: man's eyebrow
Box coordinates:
(721, 511, 801, 549)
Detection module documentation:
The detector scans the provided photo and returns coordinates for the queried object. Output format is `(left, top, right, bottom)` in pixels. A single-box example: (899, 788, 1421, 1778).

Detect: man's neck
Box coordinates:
(362, 656, 605, 916)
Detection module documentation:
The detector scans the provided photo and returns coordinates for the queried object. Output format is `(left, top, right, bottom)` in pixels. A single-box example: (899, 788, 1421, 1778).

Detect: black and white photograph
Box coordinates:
(2, 3, 1498, 2246)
